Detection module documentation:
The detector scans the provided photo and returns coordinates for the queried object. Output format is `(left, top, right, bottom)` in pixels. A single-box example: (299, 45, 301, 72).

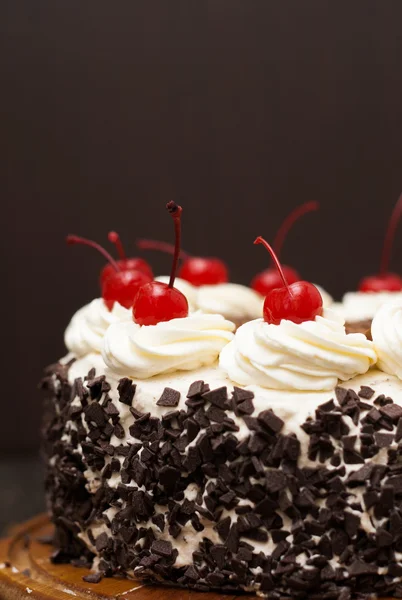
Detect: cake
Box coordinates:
(42, 302, 402, 599)
(41, 204, 402, 599)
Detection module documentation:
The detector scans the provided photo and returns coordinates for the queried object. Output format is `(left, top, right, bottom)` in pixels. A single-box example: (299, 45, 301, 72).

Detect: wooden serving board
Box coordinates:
(0, 515, 238, 600)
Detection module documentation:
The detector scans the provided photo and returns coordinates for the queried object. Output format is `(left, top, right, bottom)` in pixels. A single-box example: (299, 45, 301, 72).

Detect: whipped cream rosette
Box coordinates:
(64, 298, 131, 356)
(220, 309, 377, 391)
(102, 312, 235, 379)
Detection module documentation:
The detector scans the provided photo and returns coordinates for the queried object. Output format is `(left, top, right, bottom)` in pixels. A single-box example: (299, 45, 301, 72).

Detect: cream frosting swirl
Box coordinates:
(65, 299, 131, 356)
(372, 303, 402, 379)
(219, 309, 377, 391)
(102, 312, 235, 379)
(196, 284, 263, 323)
(154, 276, 198, 311)
(341, 291, 402, 322)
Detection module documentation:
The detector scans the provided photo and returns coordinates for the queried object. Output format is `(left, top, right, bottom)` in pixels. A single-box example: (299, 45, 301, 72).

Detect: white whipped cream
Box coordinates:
(372, 303, 402, 380)
(196, 283, 263, 323)
(219, 309, 377, 391)
(154, 276, 198, 312)
(341, 291, 402, 322)
(64, 299, 131, 356)
(102, 312, 235, 379)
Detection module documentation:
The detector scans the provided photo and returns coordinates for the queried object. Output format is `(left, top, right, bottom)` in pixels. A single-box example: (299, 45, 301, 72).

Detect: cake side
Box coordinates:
(41, 358, 95, 567)
(41, 356, 402, 599)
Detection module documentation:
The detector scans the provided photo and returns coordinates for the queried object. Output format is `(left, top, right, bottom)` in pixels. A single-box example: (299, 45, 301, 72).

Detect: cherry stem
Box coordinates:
(108, 231, 126, 260)
(273, 201, 320, 259)
(254, 236, 291, 294)
(66, 235, 120, 272)
(136, 238, 190, 260)
(380, 193, 402, 275)
(166, 202, 183, 288)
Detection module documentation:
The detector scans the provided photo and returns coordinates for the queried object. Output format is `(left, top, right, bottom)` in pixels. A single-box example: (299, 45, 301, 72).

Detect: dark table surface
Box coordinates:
(1, 455, 45, 536)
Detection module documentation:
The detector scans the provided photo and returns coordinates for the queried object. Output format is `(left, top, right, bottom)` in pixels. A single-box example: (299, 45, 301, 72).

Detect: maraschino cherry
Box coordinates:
(137, 239, 229, 287)
(254, 237, 323, 325)
(100, 231, 153, 286)
(359, 193, 402, 292)
(66, 235, 152, 310)
(251, 201, 319, 296)
(133, 202, 189, 326)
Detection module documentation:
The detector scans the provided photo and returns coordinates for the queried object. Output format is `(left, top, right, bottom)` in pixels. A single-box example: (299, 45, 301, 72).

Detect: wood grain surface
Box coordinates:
(0, 515, 239, 600)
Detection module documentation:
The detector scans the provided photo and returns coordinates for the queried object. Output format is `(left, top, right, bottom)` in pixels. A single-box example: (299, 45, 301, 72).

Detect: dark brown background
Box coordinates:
(2, 1, 402, 452)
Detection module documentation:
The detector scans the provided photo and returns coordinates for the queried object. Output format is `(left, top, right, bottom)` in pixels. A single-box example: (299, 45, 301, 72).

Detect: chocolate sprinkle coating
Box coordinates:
(41, 362, 402, 599)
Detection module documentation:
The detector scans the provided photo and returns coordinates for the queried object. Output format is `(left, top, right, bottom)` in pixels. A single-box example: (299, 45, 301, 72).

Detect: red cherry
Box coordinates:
(137, 240, 229, 287)
(251, 265, 300, 296)
(133, 202, 189, 325)
(251, 201, 319, 295)
(101, 259, 153, 287)
(358, 193, 402, 292)
(102, 269, 152, 310)
(359, 273, 402, 293)
(254, 236, 323, 325)
(263, 281, 324, 325)
(100, 231, 153, 285)
(133, 281, 188, 325)
(179, 257, 228, 286)
(66, 234, 152, 311)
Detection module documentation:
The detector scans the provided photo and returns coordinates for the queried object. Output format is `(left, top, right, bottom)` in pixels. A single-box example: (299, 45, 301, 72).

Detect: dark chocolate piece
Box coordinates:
(358, 386, 375, 399)
(202, 387, 228, 409)
(151, 539, 173, 558)
(117, 378, 136, 406)
(187, 380, 204, 398)
(257, 409, 284, 434)
(157, 387, 180, 407)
